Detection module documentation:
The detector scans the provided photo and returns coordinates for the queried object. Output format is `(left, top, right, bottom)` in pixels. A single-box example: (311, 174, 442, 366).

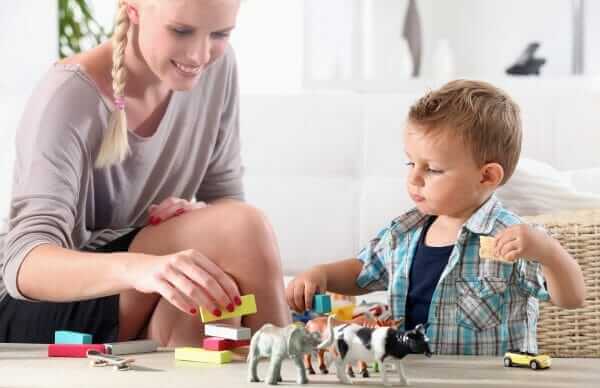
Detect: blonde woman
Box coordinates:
(0, 0, 290, 345)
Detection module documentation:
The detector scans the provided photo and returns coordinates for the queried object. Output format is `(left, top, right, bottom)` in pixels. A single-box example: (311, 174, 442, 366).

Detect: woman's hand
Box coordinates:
(285, 266, 328, 313)
(128, 249, 242, 316)
(148, 197, 208, 225)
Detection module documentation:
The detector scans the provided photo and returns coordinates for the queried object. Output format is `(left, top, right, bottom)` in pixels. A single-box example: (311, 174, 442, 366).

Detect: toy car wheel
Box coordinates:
(503, 357, 512, 367)
(530, 360, 539, 370)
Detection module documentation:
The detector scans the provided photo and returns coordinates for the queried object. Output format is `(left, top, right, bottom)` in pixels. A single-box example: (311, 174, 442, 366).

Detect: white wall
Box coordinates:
(0, 1, 58, 94)
(0, 0, 58, 217)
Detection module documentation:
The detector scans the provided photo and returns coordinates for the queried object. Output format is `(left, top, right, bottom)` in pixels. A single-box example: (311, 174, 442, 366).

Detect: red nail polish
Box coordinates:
(234, 296, 242, 306)
(190, 308, 197, 315)
(175, 208, 185, 216)
(226, 303, 234, 312)
(212, 308, 222, 317)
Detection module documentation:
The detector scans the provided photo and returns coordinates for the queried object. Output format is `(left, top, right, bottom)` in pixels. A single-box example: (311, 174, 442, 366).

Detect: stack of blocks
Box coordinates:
(174, 294, 257, 364)
(48, 330, 105, 357)
(49, 331, 159, 358)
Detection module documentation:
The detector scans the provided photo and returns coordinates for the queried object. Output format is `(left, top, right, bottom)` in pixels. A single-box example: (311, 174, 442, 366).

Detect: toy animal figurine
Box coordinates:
(248, 316, 334, 385)
(319, 323, 432, 386)
(304, 315, 401, 378)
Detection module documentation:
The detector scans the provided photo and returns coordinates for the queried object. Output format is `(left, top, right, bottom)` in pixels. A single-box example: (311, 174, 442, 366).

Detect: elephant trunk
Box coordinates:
(317, 315, 335, 350)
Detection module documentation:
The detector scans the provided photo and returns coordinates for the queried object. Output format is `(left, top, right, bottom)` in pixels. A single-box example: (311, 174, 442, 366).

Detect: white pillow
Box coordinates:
(497, 158, 600, 216)
(563, 167, 600, 195)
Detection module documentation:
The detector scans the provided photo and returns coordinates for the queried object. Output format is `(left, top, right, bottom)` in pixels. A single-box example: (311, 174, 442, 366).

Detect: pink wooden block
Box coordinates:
(48, 343, 107, 358)
(203, 337, 250, 351)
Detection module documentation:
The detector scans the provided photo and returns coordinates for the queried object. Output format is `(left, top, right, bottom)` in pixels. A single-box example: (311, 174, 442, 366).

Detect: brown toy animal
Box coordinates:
(304, 315, 402, 378)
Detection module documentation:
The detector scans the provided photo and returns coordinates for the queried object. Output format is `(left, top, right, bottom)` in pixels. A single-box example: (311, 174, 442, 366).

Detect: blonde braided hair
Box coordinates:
(95, 0, 131, 168)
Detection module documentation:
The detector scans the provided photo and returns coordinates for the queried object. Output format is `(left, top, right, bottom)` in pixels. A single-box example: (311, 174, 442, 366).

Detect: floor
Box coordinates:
(0, 344, 598, 388)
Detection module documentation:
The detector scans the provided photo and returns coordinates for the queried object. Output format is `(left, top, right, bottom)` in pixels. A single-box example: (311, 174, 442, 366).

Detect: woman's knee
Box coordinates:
(211, 202, 282, 272)
(132, 201, 282, 273)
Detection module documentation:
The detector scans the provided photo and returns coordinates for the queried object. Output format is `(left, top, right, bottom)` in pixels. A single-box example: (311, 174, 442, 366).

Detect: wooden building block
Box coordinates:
(204, 324, 251, 340)
(54, 330, 92, 344)
(48, 344, 106, 358)
(202, 337, 250, 351)
(105, 339, 159, 355)
(332, 304, 355, 321)
(313, 294, 332, 314)
(199, 294, 257, 323)
(174, 347, 232, 364)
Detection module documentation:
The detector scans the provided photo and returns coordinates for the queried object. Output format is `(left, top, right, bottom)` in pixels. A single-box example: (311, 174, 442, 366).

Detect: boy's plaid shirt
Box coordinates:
(356, 195, 549, 355)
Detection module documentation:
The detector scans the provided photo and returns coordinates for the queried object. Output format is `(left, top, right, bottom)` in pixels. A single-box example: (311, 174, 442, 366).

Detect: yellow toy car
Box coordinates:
(503, 350, 551, 370)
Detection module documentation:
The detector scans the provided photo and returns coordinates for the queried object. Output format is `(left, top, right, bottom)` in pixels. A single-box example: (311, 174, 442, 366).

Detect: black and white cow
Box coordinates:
(319, 323, 432, 386)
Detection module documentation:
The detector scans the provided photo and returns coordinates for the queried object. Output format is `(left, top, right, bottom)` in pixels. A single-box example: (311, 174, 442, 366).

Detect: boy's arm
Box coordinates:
(320, 258, 367, 296)
(285, 258, 366, 312)
(495, 224, 586, 309)
(539, 237, 586, 309)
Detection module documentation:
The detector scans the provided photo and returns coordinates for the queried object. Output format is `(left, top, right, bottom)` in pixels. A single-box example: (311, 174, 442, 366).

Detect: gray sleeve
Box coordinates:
(2, 77, 88, 301)
(195, 47, 245, 202)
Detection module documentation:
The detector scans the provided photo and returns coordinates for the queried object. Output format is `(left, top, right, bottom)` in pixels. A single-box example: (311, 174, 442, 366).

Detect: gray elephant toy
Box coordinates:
(248, 316, 333, 385)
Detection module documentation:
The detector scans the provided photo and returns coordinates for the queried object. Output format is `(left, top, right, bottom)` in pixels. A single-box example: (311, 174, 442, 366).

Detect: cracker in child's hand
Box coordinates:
(479, 236, 512, 263)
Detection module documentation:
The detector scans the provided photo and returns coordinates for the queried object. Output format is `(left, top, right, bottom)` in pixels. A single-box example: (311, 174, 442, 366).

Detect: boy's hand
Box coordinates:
(494, 224, 550, 263)
(285, 266, 327, 313)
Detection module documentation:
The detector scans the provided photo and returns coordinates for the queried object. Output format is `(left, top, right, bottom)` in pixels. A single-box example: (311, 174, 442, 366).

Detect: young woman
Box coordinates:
(0, 0, 290, 346)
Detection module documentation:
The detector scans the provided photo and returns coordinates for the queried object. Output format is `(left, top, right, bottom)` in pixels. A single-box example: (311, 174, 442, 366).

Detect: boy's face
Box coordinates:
(403, 123, 491, 219)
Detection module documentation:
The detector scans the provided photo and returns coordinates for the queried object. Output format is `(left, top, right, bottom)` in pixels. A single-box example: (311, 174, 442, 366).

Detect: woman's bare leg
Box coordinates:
(117, 202, 290, 345)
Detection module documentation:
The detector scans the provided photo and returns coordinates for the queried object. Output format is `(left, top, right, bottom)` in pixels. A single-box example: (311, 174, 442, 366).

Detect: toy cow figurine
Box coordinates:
(318, 322, 432, 386)
(304, 315, 401, 378)
(248, 316, 334, 385)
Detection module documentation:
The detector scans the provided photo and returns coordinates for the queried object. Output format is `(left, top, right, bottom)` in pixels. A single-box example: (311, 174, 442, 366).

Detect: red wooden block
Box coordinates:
(48, 343, 107, 358)
(202, 337, 250, 351)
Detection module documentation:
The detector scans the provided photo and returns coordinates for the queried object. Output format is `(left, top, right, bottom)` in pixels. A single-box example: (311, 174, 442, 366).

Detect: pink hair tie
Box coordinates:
(114, 96, 125, 111)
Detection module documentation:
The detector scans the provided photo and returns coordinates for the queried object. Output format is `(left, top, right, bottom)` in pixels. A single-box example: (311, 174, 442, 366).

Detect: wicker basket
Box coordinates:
(525, 209, 600, 358)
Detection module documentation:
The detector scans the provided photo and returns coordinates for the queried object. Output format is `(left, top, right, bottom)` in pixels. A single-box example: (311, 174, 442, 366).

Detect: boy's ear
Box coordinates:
(480, 162, 504, 188)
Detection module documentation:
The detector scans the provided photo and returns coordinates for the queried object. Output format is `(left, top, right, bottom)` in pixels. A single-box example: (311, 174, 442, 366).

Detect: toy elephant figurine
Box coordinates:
(248, 316, 333, 385)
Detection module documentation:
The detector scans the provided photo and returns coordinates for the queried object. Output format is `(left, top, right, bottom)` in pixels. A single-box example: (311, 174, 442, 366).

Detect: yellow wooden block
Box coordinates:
(199, 294, 257, 323)
(174, 347, 232, 364)
(332, 304, 355, 321)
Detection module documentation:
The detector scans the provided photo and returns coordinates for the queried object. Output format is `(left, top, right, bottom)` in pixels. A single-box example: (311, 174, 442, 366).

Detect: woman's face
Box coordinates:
(128, 0, 240, 90)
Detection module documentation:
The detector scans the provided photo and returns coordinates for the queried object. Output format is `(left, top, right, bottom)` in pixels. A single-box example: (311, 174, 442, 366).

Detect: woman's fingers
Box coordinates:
(148, 199, 209, 225)
(178, 250, 241, 312)
(154, 278, 198, 315)
(162, 261, 221, 315)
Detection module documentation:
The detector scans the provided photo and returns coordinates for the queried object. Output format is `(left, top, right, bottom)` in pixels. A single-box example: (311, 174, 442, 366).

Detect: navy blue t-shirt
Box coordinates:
(405, 217, 453, 330)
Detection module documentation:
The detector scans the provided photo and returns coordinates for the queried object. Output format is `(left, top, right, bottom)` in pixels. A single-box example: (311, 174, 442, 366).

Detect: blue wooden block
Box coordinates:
(292, 310, 317, 324)
(54, 330, 92, 344)
(313, 294, 332, 314)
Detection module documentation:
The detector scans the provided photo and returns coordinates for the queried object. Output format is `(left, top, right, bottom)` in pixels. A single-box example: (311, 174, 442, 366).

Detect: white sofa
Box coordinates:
(2, 81, 600, 276)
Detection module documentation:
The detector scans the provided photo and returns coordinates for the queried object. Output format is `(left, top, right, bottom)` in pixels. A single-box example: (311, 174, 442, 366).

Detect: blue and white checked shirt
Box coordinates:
(356, 194, 550, 355)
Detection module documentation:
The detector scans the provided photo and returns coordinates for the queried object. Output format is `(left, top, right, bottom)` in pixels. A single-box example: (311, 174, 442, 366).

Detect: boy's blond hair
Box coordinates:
(408, 79, 522, 184)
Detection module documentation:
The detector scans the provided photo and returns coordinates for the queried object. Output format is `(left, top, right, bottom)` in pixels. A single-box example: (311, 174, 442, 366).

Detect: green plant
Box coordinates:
(58, 0, 111, 58)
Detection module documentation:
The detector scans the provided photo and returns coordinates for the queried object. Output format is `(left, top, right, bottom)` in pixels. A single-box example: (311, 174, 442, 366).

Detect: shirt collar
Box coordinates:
(393, 194, 502, 236)
(463, 194, 503, 235)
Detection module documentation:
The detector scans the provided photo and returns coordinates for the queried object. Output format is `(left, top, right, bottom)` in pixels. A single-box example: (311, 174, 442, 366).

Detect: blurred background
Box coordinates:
(2, 0, 600, 93)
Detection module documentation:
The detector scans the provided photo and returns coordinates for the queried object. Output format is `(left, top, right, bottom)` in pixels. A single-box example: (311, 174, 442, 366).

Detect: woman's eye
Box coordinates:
(171, 27, 192, 36)
(211, 31, 231, 40)
(405, 161, 415, 168)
